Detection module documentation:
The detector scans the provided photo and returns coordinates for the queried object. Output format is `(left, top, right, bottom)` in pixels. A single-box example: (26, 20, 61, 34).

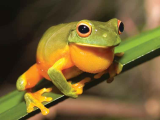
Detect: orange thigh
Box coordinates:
(24, 64, 43, 89)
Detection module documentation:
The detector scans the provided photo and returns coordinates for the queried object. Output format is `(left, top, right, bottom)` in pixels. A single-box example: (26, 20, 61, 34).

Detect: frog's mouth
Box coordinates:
(74, 43, 118, 48)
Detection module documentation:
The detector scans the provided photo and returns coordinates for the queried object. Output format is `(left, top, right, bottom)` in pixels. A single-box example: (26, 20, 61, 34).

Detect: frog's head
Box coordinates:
(68, 18, 124, 48)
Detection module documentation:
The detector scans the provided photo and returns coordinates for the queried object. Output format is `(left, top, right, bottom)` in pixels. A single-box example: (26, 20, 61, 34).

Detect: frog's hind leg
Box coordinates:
(16, 64, 43, 90)
(24, 88, 52, 115)
(16, 64, 52, 115)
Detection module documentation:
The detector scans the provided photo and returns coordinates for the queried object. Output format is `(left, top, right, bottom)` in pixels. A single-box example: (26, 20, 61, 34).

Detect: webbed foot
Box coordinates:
(67, 77, 91, 98)
(24, 88, 52, 115)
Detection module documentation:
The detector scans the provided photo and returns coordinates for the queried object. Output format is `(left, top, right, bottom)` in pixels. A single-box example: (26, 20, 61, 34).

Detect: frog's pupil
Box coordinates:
(119, 22, 124, 32)
(78, 25, 89, 34)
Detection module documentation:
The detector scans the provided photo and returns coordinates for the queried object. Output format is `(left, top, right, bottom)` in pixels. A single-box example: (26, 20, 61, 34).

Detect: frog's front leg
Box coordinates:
(16, 64, 52, 115)
(48, 58, 90, 98)
(94, 52, 124, 83)
(107, 52, 124, 83)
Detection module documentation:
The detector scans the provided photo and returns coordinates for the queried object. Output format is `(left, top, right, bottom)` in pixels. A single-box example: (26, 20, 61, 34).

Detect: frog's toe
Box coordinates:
(40, 96, 53, 102)
(38, 88, 52, 94)
(71, 85, 83, 95)
(116, 62, 123, 74)
(71, 77, 91, 97)
(107, 77, 114, 83)
(115, 52, 124, 57)
(65, 77, 91, 98)
(109, 62, 123, 77)
(63, 86, 82, 98)
(65, 91, 78, 98)
(24, 88, 53, 115)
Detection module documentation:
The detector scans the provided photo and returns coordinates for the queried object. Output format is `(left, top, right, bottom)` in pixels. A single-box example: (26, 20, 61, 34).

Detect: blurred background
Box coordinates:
(0, 0, 160, 120)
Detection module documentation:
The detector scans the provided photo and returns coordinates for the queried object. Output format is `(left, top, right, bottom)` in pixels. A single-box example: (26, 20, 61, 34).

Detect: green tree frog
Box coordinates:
(16, 18, 124, 115)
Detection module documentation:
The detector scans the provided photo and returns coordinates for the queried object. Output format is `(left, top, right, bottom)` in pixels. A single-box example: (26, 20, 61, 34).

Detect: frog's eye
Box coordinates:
(76, 21, 92, 37)
(118, 20, 124, 35)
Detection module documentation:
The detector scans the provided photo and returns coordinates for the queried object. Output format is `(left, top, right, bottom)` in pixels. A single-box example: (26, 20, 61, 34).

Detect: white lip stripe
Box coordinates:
(74, 43, 113, 48)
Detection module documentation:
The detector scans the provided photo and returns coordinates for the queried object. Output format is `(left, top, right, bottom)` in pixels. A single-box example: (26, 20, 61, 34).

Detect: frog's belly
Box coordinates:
(69, 44, 114, 73)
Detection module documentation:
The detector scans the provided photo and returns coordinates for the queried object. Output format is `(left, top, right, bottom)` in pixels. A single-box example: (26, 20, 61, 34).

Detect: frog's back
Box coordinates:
(36, 22, 76, 79)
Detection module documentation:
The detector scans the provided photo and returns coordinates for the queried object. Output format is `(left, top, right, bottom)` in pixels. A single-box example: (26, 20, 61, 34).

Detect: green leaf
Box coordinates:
(0, 27, 160, 120)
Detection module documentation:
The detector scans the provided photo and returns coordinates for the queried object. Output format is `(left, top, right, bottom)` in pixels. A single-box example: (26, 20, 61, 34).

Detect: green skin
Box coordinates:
(69, 19, 121, 47)
(17, 18, 122, 102)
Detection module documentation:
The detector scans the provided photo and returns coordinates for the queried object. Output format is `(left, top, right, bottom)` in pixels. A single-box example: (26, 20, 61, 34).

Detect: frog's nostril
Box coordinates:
(103, 33, 107, 37)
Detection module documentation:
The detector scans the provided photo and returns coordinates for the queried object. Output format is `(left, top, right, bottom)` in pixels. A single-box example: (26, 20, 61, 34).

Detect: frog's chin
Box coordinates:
(72, 43, 115, 48)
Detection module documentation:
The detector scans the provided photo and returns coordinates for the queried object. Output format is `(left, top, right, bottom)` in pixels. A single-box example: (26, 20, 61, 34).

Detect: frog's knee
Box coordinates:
(17, 64, 43, 91)
(16, 74, 27, 91)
